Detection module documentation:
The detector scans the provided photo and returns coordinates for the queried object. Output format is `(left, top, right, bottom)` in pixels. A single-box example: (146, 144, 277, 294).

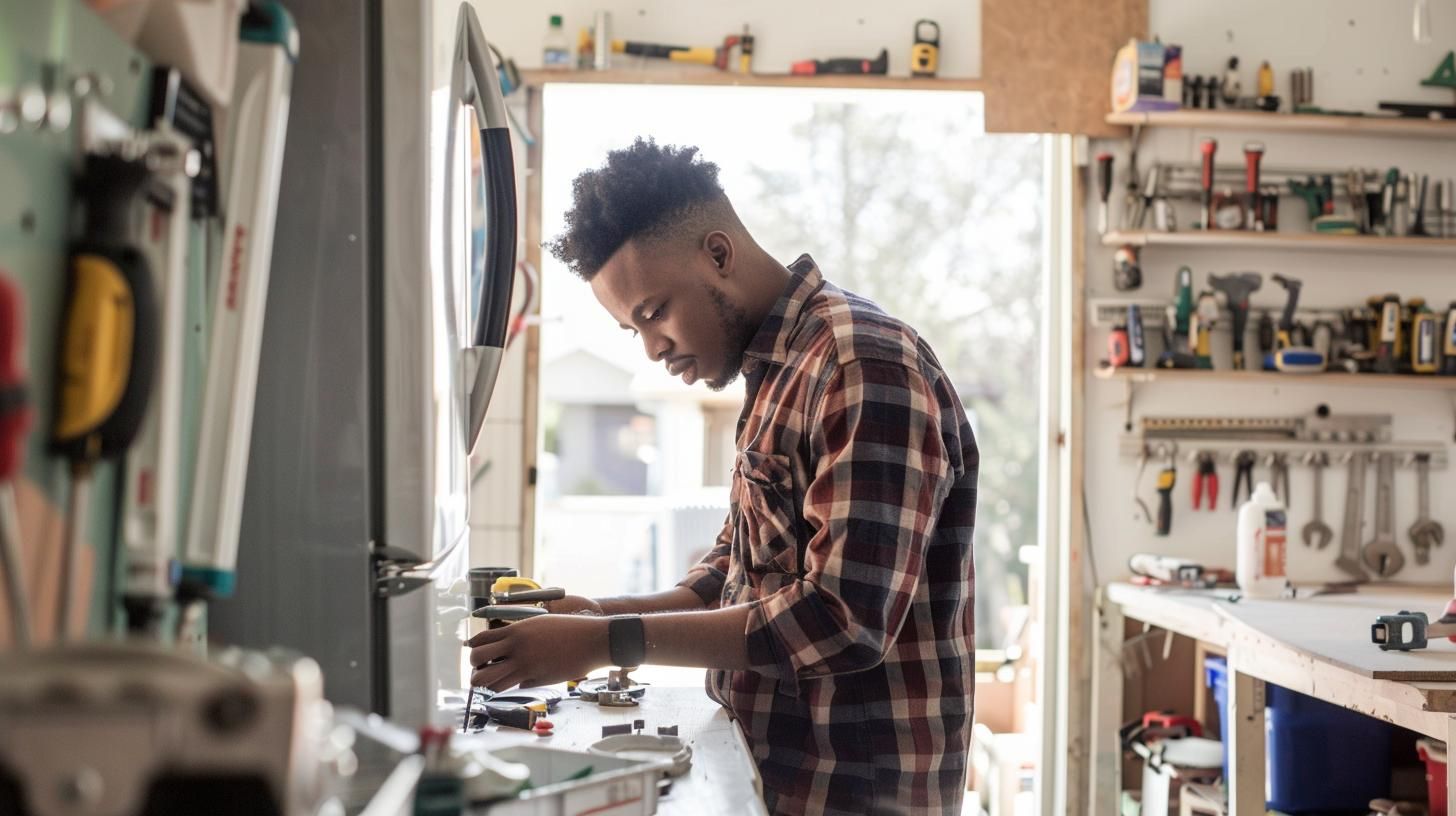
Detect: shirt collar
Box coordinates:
(741, 254, 824, 371)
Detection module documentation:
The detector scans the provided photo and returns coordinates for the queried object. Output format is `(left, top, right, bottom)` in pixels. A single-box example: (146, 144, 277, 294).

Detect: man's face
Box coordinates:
(590, 236, 758, 391)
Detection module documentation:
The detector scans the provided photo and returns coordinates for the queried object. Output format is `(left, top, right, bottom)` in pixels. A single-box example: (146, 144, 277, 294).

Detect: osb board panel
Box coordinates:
(1216, 588, 1456, 682)
(981, 0, 1145, 136)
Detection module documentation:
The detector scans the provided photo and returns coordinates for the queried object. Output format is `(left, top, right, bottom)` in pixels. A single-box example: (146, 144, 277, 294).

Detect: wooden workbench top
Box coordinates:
(504, 684, 765, 816)
(1103, 582, 1456, 718)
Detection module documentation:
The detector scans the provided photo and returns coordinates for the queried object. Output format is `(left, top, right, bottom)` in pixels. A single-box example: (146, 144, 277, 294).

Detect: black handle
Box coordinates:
(1157, 487, 1172, 536)
(473, 126, 517, 349)
(493, 587, 566, 604)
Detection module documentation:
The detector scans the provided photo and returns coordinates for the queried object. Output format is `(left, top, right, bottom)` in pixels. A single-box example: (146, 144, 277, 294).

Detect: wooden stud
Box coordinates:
(1446, 716, 1456, 813)
(518, 86, 545, 576)
(1089, 587, 1125, 816)
(1226, 664, 1266, 816)
(1065, 138, 1093, 816)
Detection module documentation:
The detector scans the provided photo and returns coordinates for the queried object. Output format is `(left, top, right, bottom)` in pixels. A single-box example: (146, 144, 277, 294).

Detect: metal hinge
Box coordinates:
(371, 540, 432, 598)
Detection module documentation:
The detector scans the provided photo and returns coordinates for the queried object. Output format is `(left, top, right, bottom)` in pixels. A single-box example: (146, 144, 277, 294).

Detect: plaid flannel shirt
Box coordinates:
(679, 255, 978, 815)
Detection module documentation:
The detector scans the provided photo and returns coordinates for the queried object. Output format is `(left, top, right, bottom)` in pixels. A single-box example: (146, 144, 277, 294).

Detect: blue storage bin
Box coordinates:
(1203, 655, 1230, 781)
(1265, 684, 1391, 812)
(1202, 655, 1393, 812)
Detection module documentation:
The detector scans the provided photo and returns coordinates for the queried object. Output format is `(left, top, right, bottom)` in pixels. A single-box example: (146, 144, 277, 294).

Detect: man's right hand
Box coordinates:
(545, 595, 604, 615)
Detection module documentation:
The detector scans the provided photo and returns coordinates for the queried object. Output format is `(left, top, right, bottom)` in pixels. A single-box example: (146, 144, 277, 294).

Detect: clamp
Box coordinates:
(1372, 610, 1456, 651)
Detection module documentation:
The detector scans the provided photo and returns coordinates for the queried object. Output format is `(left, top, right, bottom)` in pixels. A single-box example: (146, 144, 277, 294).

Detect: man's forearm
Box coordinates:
(641, 604, 752, 671)
(597, 586, 706, 616)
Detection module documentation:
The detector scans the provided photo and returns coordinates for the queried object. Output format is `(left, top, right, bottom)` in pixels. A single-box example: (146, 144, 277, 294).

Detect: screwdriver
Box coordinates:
(1199, 138, 1218, 230)
(1096, 153, 1114, 235)
(0, 272, 33, 648)
(1243, 142, 1264, 230)
(1155, 452, 1177, 536)
(1127, 304, 1146, 368)
(51, 153, 159, 641)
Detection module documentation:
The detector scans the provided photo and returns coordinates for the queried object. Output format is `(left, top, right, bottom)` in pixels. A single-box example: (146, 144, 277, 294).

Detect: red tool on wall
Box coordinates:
(791, 48, 889, 76)
(1244, 142, 1265, 229)
(0, 271, 33, 647)
(1191, 452, 1219, 510)
(1199, 138, 1218, 229)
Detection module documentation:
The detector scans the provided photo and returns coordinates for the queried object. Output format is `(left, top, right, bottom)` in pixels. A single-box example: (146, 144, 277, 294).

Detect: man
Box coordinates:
(466, 138, 978, 814)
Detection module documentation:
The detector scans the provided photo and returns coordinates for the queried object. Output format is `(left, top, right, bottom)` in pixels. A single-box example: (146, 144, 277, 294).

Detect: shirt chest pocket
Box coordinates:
(732, 450, 802, 580)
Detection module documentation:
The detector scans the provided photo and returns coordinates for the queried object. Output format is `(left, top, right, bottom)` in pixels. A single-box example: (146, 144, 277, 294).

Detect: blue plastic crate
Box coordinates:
(1203, 656, 1392, 812)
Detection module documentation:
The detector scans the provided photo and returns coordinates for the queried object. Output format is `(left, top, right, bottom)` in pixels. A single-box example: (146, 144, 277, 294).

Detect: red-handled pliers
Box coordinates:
(1191, 452, 1218, 510)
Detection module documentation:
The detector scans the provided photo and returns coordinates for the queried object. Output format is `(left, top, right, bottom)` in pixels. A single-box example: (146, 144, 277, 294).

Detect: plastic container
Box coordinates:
(1266, 684, 1392, 812)
(1236, 481, 1288, 599)
(1419, 738, 1448, 816)
(481, 744, 671, 815)
(1204, 656, 1393, 812)
(542, 15, 571, 70)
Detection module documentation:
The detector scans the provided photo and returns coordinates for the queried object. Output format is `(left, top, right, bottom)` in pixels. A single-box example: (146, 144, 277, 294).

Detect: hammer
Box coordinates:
(1208, 273, 1263, 370)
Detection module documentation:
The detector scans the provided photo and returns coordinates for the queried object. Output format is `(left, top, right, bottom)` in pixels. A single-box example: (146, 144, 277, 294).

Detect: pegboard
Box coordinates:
(0, 0, 203, 641)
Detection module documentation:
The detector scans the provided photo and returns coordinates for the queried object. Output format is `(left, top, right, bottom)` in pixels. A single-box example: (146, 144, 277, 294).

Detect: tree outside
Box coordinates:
(537, 85, 1045, 649)
(741, 102, 1044, 648)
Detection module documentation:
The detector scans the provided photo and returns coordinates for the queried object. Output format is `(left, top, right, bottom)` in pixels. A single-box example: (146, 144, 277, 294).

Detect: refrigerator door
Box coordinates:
(378, 0, 516, 724)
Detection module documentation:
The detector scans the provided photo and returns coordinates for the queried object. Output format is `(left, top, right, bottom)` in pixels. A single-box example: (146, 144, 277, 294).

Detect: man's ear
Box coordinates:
(703, 231, 733, 276)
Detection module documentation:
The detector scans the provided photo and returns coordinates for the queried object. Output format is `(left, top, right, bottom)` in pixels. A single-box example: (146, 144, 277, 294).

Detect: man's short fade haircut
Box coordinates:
(548, 137, 728, 280)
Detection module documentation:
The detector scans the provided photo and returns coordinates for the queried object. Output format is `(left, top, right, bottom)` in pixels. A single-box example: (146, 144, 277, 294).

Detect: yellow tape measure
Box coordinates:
(911, 19, 940, 78)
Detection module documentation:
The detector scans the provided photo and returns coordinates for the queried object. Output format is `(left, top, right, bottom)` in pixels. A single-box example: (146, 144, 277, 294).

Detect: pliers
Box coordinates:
(1191, 452, 1219, 510)
(1231, 450, 1257, 510)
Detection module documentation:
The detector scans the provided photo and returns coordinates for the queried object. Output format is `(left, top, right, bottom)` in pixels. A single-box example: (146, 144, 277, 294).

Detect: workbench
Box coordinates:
(1092, 582, 1456, 815)
(532, 684, 766, 815)
(346, 684, 764, 814)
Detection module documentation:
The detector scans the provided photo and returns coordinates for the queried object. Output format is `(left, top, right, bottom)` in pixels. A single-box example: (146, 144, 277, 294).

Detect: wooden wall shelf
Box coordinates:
(1095, 366, 1456, 392)
(1101, 230, 1456, 255)
(1106, 109, 1456, 140)
(521, 68, 988, 92)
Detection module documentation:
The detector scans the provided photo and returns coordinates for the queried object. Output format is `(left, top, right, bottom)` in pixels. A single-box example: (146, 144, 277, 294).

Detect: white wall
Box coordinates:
(474, 0, 981, 77)
(1085, 0, 1456, 587)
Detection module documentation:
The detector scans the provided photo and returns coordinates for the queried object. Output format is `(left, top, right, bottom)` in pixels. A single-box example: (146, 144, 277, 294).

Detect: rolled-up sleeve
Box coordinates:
(677, 513, 733, 608)
(744, 359, 952, 687)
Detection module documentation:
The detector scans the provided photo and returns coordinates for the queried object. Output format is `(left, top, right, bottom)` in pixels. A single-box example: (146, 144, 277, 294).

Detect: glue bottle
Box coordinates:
(1236, 481, 1289, 599)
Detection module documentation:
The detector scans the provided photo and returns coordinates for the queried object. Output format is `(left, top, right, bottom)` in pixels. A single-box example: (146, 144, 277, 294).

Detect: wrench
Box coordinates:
(1335, 452, 1370, 581)
(1362, 452, 1406, 578)
(1408, 452, 1445, 565)
(1301, 452, 1334, 549)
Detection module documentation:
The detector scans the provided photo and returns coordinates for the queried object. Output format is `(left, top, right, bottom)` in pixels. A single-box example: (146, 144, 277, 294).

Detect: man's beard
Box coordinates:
(704, 283, 758, 392)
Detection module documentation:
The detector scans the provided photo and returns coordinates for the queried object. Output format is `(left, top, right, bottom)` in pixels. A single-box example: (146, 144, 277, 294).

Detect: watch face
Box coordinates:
(609, 616, 646, 667)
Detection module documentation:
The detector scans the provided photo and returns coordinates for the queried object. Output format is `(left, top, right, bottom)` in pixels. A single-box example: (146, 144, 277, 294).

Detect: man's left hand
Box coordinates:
(466, 615, 611, 691)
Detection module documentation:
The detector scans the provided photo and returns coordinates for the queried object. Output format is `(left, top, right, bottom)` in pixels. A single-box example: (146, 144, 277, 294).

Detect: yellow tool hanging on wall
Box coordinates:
(51, 153, 159, 641)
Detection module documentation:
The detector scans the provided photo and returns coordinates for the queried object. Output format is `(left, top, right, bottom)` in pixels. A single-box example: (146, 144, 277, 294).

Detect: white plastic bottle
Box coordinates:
(1236, 481, 1289, 599)
(542, 15, 571, 70)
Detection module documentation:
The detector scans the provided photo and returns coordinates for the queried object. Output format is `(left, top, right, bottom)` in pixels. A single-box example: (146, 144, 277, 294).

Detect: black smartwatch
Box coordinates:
(607, 615, 646, 667)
